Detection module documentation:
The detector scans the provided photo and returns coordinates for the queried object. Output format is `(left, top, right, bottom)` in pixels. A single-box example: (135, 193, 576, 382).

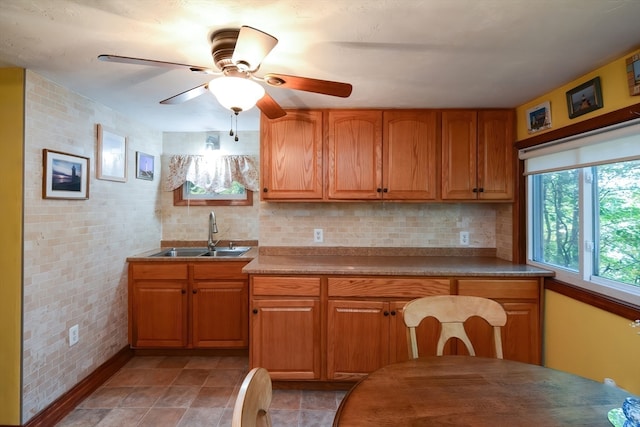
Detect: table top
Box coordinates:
(333, 356, 634, 427)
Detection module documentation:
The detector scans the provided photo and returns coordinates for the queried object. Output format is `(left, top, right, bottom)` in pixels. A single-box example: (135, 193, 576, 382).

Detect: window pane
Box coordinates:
(184, 181, 247, 200)
(532, 170, 580, 271)
(594, 160, 640, 287)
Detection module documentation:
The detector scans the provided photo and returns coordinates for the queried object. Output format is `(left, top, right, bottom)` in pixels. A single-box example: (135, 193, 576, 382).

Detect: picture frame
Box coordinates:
(526, 101, 552, 134)
(626, 53, 640, 96)
(96, 124, 127, 182)
(42, 149, 90, 199)
(566, 76, 603, 119)
(136, 152, 155, 180)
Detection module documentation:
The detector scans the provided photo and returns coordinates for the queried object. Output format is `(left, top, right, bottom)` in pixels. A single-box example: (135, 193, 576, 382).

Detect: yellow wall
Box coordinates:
(516, 49, 640, 395)
(545, 291, 640, 394)
(516, 47, 640, 141)
(0, 68, 24, 424)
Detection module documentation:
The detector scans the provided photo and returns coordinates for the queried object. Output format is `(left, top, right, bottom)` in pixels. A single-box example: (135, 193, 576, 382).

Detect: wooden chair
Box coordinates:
(403, 295, 507, 359)
(231, 367, 273, 427)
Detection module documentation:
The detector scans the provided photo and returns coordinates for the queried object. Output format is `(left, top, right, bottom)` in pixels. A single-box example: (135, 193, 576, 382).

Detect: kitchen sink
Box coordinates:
(149, 246, 251, 257)
(200, 246, 252, 257)
(150, 247, 209, 257)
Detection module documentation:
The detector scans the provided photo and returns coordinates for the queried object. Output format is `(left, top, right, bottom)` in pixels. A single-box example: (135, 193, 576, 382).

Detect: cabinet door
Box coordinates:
(441, 110, 478, 200)
(327, 300, 390, 380)
(477, 110, 514, 200)
(457, 278, 541, 364)
(383, 110, 438, 200)
(192, 279, 248, 348)
(250, 299, 321, 380)
(260, 110, 323, 200)
(131, 281, 187, 348)
(327, 110, 383, 199)
(390, 301, 451, 363)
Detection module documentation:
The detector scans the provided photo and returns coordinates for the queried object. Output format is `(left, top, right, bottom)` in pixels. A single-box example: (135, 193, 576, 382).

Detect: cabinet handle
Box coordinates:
(383, 310, 389, 316)
(478, 188, 484, 192)
(192, 289, 197, 294)
(472, 188, 478, 193)
(181, 289, 186, 294)
(376, 188, 382, 193)
(383, 188, 388, 193)
(390, 310, 396, 316)
(263, 188, 268, 192)
(252, 309, 258, 314)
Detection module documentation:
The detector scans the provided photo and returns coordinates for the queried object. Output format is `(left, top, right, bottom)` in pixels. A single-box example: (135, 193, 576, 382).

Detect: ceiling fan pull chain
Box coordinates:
(235, 114, 239, 142)
(229, 114, 234, 137)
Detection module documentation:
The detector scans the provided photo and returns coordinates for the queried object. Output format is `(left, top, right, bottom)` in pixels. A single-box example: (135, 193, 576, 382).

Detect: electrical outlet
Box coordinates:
(314, 228, 323, 243)
(460, 231, 470, 246)
(69, 324, 79, 347)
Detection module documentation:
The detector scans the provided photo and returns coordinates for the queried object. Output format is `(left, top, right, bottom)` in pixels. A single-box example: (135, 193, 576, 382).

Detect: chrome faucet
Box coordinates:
(208, 211, 219, 250)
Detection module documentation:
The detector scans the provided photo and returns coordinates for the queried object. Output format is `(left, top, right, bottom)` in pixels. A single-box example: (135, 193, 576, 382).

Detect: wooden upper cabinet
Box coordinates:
(260, 110, 323, 200)
(383, 110, 438, 200)
(327, 110, 383, 200)
(441, 109, 514, 200)
(477, 110, 514, 200)
(441, 110, 478, 200)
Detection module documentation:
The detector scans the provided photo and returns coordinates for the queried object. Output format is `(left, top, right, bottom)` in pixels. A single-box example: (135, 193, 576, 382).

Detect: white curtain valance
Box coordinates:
(162, 154, 259, 193)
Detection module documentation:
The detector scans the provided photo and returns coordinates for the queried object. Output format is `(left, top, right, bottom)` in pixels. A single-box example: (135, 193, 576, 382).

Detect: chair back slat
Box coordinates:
(403, 295, 507, 359)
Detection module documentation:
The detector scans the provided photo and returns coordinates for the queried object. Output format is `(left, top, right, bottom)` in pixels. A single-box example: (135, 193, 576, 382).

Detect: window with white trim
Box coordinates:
(522, 120, 640, 304)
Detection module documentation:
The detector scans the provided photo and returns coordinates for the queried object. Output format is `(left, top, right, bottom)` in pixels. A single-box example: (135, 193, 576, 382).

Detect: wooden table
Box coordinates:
(333, 356, 634, 426)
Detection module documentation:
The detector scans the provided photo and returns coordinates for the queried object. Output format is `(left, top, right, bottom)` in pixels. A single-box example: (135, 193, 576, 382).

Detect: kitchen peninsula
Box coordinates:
(242, 247, 553, 382)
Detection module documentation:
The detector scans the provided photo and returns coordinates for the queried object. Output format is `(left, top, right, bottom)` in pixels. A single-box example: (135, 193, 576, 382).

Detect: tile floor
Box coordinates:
(57, 356, 346, 427)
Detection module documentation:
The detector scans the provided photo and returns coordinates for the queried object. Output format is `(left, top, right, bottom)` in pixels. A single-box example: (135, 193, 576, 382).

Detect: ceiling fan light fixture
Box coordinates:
(208, 76, 265, 113)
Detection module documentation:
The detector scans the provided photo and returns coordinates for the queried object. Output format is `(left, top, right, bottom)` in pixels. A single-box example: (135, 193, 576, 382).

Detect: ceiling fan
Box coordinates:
(98, 26, 353, 119)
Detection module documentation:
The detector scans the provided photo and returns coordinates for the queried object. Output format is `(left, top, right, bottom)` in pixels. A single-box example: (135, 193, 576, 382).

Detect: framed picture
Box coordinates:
(566, 77, 603, 119)
(526, 101, 552, 134)
(136, 152, 154, 180)
(42, 149, 90, 199)
(96, 124, 127, 182)
(626, 53, 640, 96)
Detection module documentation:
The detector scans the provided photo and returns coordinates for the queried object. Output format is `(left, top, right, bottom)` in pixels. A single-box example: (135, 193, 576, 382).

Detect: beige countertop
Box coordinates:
(242, 247, 554, 277)
(126, 245, 553, 277)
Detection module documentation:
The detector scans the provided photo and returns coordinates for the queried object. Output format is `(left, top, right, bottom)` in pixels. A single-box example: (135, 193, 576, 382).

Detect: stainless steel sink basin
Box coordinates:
(200, 246, 251, 257)
(150, 247, 209, 257)
(149, 246, 251, 257)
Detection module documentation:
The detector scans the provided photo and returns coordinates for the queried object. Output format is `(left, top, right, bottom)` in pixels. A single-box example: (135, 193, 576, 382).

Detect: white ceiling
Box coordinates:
(1, 0, 639, 132)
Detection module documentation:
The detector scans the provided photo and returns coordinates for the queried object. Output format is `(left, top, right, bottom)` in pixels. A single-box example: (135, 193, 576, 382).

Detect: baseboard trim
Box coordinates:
(23, 345, 133, 427)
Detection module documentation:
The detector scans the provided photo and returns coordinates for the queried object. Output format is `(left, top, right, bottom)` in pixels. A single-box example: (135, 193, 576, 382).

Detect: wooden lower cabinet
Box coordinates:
(250, 276, 322, 380)
(129, 263, 189, 348)
(326, 277, 450, 380)
(248, 274, 543, 381)
(191, 263, 248, 348)
(129, 261, 248, 349)
(457, 278, 542, 364)
(327, 300, 390, 380)
(132, 279, 188, 348)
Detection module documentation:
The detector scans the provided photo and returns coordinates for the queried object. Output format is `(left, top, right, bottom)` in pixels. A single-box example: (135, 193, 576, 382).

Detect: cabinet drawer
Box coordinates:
(328, 277, 450, 298)
(252, 276, 321, 296)
(131, 263, 188, 280)
(193, 262, 248, 280)
(457, 279, 540, 299)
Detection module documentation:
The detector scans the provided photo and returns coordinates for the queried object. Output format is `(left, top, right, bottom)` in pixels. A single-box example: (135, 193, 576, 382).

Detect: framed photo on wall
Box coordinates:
(42, 149, 90, 199)
(626, 53, 640, 96)
(526, 101, 552, 134)
(136, 152, 154, 180)
(96, 124, 127, 182)
(566, 77, 603, 119)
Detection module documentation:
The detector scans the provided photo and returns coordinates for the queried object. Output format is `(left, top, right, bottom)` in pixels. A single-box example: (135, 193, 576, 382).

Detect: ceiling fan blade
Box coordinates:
(160, 83, 209, 105)
(263, 73, 352, 98)
(256, 92, 286, 119)
(232, 26, 278, 71)
(98, 54, 216, 74)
